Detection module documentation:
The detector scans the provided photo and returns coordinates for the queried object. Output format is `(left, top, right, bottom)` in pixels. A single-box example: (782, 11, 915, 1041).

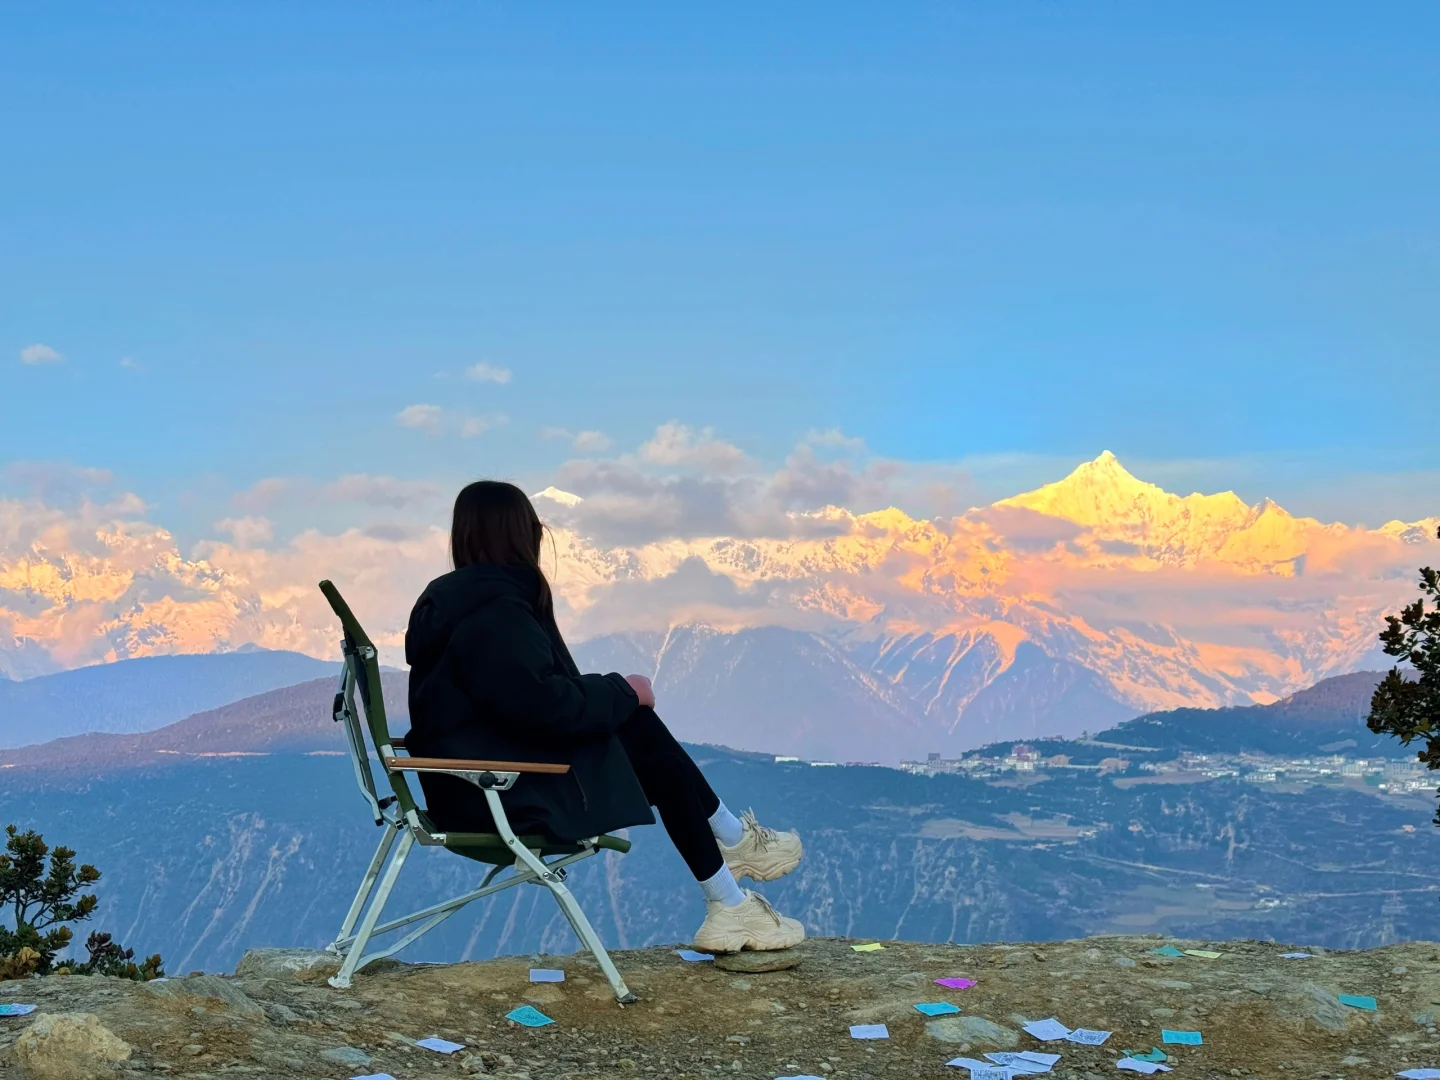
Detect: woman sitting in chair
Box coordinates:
(405, 480, 805, 953)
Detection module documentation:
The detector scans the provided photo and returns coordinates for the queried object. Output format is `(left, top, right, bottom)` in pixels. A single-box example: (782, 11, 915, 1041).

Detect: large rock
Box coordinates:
(924, 1015, 1021, 1049)
(144, 973, 267, 1021)
(714, 950, 803, 973)
(12, 1011, 132, 1079)
(1290, 981, 1370, 1032)
(233, 948, 341, 981)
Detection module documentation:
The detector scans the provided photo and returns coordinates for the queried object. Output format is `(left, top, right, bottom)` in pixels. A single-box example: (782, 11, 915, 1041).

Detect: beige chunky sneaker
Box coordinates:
(720, 809, 803, 882)
(693, 891, 805, 954)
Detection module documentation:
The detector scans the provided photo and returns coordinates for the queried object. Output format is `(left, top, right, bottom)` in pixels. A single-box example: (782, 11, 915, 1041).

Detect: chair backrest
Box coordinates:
(318, 580, 423, 825)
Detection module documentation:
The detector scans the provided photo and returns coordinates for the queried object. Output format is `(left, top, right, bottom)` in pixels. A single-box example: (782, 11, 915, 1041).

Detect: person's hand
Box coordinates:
(624, 674, 656, 708)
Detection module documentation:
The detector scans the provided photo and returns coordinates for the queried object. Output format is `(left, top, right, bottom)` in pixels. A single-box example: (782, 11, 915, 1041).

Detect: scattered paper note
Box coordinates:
(1117, 1060, 1173, 1075)
(936, 977, 978, 989)
(852, 942, 886, 952)
(529, 968, 565, 983)
(0, 1004, 37, 1017)
(944, 1064, 1012, 1080)
(1183, 949, 1222, 959)
(351, 1074, 400, 1080)
(1023, 1018, 1072, 1041)
(1150, 946, 1183, 958)
(1339, 993, 1378, 1011)
(1397, 1070, 1440, 1079)
(915, 1001, 962, 1016)
(1281, 952, 1315, 959)
(775, 1075, 826, 1080)
(850, 1024, 889, 1039)
(1160, 1029, 1202, 1045)
(987, 1050, 1060, 1074)
(505, 1006, 554, 1028)
(1120, 1048, 1168, 1063)
(676, 949, 714, 962)
(1067, 1028, 1111, 1045)
(991, 1052, 1062, 1068)
(416, 1037, 465, 1053)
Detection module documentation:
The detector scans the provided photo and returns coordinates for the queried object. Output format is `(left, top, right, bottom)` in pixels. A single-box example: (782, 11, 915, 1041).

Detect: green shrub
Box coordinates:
(0, 824, 163, 981)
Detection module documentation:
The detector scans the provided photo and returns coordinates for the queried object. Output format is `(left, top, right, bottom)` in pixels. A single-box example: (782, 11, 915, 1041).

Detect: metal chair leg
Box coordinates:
(329, 829, 414, 989)
(330, 827, 398, 951)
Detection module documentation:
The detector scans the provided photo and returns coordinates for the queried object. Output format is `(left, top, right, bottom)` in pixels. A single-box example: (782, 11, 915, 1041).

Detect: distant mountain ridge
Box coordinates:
(0, 649, 338, 750)
(3, 452, 1435, 754)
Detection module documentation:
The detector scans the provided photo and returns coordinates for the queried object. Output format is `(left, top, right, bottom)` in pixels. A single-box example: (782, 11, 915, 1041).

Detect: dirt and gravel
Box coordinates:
(3, 934, 1439, 1080)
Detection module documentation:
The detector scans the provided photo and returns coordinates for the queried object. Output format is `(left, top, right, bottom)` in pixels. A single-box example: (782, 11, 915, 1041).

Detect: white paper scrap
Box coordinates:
(1023, 1018, 1072, 1041)
(1117, 1060, 1173, 1075)
(944, 1064, 1014, 1080)
(988, 1050, 1061, 1073)
(1281, 952, 1315, 959)
(529, 968, 565, 982)
(1067, 1028, 1112, 1045)
(850, 1024, 889, 1040)
(775, 1075, 826, 1080)
(416, 1037, 465, 1054)
(351, 1075, 400, 1080)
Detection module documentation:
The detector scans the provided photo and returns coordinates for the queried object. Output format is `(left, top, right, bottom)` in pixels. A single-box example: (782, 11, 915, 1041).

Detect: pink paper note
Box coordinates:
(935, 977, 977, 990)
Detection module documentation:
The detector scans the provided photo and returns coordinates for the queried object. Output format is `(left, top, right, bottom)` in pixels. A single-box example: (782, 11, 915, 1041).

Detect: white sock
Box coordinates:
(699, 864, 746, 908)
(708, 802, 744, 848)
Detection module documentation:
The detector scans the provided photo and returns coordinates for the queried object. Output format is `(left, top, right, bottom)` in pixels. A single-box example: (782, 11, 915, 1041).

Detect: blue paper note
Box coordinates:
(1338, 994, 1377, 1011)
(416, 1037, 465, 1053)
(1398, 1070, 1440, 1079)
(1151, 946, 1183, 958)
(776, 1076, 826, 1080)
(351, 1074, 400, 1080)
(1120, 1048, 1168, 1063)
(850, 1024, 889, 1039)
(915, 1001, 962, 1016)
(1281, 952, 1314, 959)
(675, 949, 714, 962)
(529, 968, 565, 983)
(505, 1006, 553, 1028)
(1160, 1029, 1202, 1045)
(0, 1004, 37, 1017)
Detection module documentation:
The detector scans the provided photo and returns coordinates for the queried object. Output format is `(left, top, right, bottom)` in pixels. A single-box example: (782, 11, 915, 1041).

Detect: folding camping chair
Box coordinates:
(318, 580, 636, 1003)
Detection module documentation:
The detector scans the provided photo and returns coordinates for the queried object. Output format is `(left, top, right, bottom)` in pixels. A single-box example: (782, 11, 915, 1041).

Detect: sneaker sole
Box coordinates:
(693, 928, 805, 954)
(724, 849, 803, 883)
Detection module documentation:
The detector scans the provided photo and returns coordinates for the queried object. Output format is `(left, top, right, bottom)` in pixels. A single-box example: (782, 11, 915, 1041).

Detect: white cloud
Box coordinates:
(572, 430, 613, 453)
(232, 477, 291, 513)
(460, 413, 508, 438)
(119, 356, 141, 371)
(541, 427, 613, 453)
(396, 404, 445, 435)
(19, 343, 63, 365)
(639, 422, 749, 472)
(324, 474, 440, 508)
(213, 516, 275, 547)
(465, 362, 512, 384)
(804, 428, 866, 450)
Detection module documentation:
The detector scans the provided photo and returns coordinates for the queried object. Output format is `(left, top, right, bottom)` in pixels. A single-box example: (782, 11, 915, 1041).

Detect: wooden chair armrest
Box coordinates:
(384, 756, 571, 775)
(390, 736, 406, 750)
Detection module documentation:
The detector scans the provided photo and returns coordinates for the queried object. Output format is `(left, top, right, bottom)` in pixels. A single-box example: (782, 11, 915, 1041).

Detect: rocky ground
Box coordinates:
(2, 935, 1439, 1080)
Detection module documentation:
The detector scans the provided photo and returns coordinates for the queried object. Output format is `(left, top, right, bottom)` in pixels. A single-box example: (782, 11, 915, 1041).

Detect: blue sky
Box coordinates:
(3, 3, 1438, 543)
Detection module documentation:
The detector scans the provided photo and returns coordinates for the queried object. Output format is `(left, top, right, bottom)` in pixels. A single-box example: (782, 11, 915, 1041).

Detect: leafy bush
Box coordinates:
(1367, 525, 1440, 824)
(0, 824, 163, 981)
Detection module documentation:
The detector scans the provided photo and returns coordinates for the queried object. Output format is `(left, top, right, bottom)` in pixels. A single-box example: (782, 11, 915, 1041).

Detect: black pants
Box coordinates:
(615, 706, 724, 881)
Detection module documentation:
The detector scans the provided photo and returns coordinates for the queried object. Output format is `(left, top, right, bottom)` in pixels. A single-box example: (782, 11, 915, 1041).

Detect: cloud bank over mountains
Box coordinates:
(1, 441, 1435, 739)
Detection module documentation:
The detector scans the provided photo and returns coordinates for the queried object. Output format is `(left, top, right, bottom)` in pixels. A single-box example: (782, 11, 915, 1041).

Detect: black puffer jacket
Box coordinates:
(404, 563, 654, 841)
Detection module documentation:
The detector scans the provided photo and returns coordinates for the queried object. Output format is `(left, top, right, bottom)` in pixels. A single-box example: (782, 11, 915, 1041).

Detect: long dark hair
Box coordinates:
(450, 480, 554, 614)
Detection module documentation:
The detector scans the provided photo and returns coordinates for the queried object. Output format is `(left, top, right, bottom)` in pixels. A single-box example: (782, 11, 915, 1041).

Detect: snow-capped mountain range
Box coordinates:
(2, 452, 1435, 758)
